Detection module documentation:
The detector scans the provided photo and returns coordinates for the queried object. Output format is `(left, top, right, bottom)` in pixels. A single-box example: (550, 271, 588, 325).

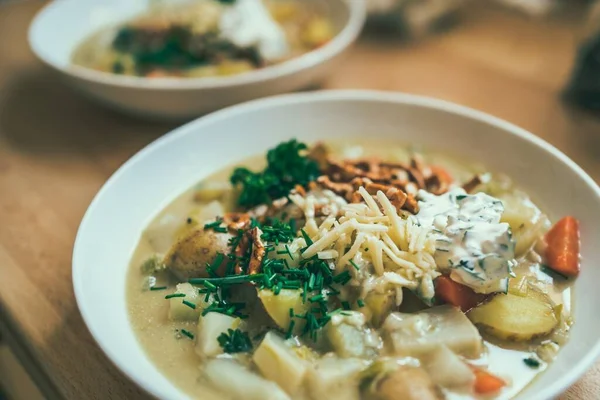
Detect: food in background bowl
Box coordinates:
(129, 139, 579, 399)
(72, 0, 335, 78)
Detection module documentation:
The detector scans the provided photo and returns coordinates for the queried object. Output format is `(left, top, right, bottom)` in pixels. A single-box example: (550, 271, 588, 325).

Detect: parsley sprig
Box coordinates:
(230, 140, 320, 207)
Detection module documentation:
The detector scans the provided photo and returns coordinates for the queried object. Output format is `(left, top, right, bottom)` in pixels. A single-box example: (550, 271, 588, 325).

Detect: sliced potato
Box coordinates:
(258, 288, 309, 333)
(468, 291, 558, 341)
(195, 312, 241, 358)
(253, 332, 309, 395)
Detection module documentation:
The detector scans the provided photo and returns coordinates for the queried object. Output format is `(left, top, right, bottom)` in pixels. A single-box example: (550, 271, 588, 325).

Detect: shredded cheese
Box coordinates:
(292, 187, 441, 306)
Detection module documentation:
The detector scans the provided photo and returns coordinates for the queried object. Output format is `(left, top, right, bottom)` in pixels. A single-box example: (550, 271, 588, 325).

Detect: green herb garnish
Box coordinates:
(180, 329, 194, 340)
(150, 286, 167, 291)
(164, 293, 186, 299)
(230, 140, 320, 207)
(182, 300, 196, 309)
(218, 328, 253, 354)
(204, 218, 227, 233)
(523, 357, 541, 368)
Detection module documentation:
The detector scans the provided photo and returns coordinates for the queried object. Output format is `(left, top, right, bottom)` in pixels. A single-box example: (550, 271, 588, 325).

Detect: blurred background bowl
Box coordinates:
(28, 0, 366, 120)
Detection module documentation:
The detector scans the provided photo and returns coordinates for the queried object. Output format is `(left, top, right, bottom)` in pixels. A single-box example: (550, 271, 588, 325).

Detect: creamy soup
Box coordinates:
(127, 140, 577, 400)
(72, 0, 335, 78)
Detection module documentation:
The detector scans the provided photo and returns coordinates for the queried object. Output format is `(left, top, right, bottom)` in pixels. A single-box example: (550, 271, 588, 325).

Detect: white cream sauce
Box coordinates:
(219, 0, 290, 61)
(416, 188, 516, 294)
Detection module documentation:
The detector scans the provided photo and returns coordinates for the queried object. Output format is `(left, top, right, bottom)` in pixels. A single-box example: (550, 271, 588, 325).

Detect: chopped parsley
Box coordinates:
(230, 140, 320, 207)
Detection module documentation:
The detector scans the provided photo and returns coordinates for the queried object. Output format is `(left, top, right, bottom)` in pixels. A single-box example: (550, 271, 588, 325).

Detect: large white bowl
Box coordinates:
(73, 90, 600, 400)
(28, 0, 366, 120)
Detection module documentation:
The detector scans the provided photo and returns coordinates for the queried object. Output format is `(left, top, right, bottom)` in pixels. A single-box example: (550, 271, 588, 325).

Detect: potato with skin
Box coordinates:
(468, 291, 558, 342)
(163, 225, 232, 280)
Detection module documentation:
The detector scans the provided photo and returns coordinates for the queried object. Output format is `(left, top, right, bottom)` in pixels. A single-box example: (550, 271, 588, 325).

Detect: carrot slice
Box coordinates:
(470, 365, 506, 394)
(435, 276, 487, 312)
(430, 165, 454, 184)
(545, 216, 580, 277)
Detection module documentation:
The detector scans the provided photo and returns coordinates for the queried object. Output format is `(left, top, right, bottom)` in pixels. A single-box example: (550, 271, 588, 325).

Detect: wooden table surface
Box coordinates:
(1, 1, 599, 399)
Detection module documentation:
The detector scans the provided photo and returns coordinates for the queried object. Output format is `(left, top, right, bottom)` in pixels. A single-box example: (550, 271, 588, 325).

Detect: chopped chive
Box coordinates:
(523, 357, 541, 368)
(341, 301, 351, 310)
(301, 229, 313, 246)
(182, 300, 196, 309)
(302, 282, 308, 303)
(286, 320, 296, 339)
(333, 270, 351, 285)
(150, 286, 167, 291)
(204, 281, 217, 290)
(289, 308, 295, 318)
(309, 294, 324, 303)
(350, 259, 360, 271)
(357, 299, 365, 308)
(165, 293, 186, 299)
(180, 329, 194, 340)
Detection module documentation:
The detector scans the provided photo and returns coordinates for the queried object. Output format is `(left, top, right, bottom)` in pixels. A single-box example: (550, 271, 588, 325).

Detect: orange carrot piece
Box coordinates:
(430, 165, 454, 184)
(470, 366, 506, 395)
(435, 276, 486, 312)
(545, 216, 580, 277)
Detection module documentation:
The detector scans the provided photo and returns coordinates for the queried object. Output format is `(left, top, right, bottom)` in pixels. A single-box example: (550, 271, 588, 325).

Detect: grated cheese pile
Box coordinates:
(289, 187, 441, 304)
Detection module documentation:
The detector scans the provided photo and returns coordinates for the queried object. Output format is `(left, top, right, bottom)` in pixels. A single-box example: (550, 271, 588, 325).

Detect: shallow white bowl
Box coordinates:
(28, 0, 366, 120)
(73, 90, 600, 400)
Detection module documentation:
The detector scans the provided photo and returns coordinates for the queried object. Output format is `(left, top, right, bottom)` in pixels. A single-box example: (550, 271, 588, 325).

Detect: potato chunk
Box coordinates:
(195, 312, 241, 358)
(203, 359, 290, 400)
(376, 366, 443, 400)
(258, 289, 309, 333)
(253, 332, 309, 395)
(468, 291, 558, 341)
(168, 283, 210, 321)
(325, 311, 380, 358)
(163, 225, 231, 280)
(421, 345, 474, 390)
(383, 306, 482, 358)
(307, 356, 367, 400)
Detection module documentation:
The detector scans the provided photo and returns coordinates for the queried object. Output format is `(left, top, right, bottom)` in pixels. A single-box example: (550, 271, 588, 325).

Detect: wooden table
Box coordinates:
(1, 1, 599, 399)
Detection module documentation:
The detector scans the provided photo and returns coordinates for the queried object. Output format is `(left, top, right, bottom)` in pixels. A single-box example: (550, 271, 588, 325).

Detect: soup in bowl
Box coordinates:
(72, 91, 600, 400)
(72, 0, 336, 79)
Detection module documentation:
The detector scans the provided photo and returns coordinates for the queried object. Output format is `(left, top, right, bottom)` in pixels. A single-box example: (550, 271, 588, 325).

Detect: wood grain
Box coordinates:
(0, 1, 598, 399)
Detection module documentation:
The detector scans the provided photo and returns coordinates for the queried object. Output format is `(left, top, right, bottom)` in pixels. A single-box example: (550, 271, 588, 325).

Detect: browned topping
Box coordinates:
(247, 227, 265, 275)
(223, 212, 251, 231)
(292, 184, 306, 197)
(463, 174, 485, 193)
(233, 232, 250, 275)
(316, 176, 354, 200)
(310, 150, 457, 214)
(308, 142, 330, 170)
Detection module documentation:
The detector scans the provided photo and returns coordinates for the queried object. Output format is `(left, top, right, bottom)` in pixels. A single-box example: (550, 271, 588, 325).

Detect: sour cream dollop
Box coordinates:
(219, 0, 290, 62)
(416, 188, 516, 294)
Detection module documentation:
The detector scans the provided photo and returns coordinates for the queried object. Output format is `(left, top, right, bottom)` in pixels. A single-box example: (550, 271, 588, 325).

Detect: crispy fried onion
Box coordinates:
(308, 144, 459, 214)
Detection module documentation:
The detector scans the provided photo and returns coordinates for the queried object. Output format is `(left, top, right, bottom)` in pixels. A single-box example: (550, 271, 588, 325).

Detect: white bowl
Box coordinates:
(28, 0, 366, 120)
(73, 90, 600, 400)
